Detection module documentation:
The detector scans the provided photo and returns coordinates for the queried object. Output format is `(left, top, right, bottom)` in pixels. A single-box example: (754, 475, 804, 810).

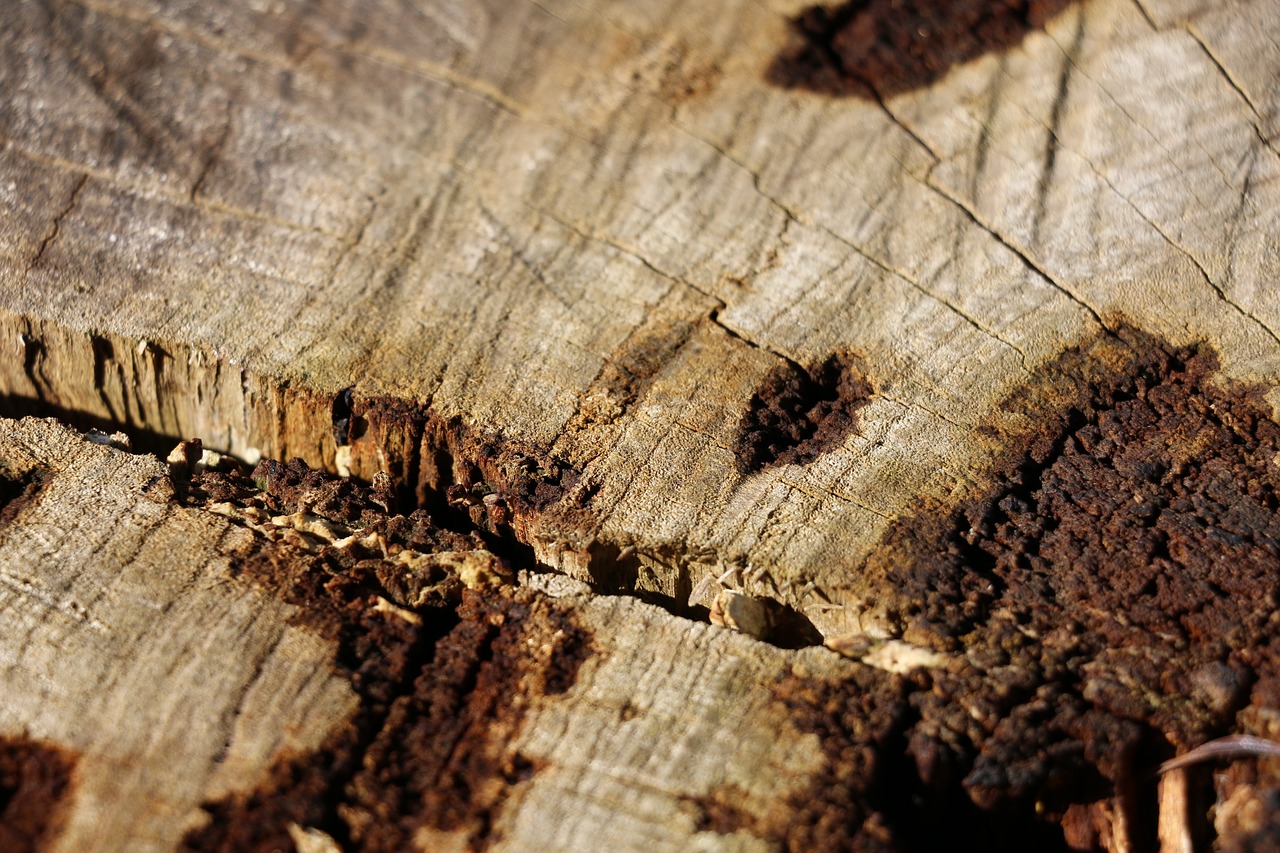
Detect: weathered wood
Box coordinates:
(3, 0, 1280, 849)
(4, 0, 1280, 633)
(0, 417, 860, 852)
(0, 418, 357, 852)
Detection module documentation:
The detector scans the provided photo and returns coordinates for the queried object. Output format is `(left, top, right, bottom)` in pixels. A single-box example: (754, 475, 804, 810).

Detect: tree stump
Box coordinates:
(2, 0, 1280, 849)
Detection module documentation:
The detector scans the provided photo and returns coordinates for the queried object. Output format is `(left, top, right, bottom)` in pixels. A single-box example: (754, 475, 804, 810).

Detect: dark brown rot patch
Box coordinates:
(331, 387, 356, 447)
(180, 461, 595, 853)
(735, 351, 872, 471)
(768, 0, 1074, 99)
(772, 327, 1280, 850)
(0, 466, 48, 529)
(901, 331, 1280, 845)
(700, 665, 1076, 852)
(754, 668, 909, 850)
(245, 456, 395, 527)
(0, 735, 77, 853)
(184, 590, 593, 853)
(887, 329, 1278, 723)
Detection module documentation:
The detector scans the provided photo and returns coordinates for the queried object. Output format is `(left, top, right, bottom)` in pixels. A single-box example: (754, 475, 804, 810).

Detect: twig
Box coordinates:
(1158, 735, 1280, 774)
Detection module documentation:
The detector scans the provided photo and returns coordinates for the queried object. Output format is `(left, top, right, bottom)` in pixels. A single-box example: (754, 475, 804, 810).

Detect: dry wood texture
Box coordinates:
(3, 0, 1280, 849)
(5, 0, 1280, 627)
(0, 419, 358, 851)
(0, 417, 859, 852)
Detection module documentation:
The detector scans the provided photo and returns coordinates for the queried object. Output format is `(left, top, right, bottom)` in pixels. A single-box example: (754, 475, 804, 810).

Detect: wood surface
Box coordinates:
(0, 417, 854, 852)
(0, 418, 358, 851)
(2, 0, 1280, 849)
(7, 0, 1280, 632)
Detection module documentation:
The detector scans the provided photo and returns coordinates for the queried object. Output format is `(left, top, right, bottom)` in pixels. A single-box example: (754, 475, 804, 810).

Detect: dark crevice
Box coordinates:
(0, 466, 50, 530)
(330, 387, 355, 447)
(90, 335, 120, 424)
(0, 394, 179, 460)
(18, 337, 44, 399)
(0, 315, 833, 650)
(27, 173, 87, 272)
(2, 372, 827, 650)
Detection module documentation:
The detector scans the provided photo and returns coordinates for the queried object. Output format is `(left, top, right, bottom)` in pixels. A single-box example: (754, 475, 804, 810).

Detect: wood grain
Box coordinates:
(0, 418, 357, 852)
(0, 417, 865, 852)
(5, 0, 1280, 636)
(2, 0, 1280, 848)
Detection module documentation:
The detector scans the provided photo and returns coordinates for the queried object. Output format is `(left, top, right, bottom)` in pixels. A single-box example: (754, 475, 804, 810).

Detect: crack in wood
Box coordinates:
(0, 314, 831, 648)
(26, 174, 87, 273)
(922, 172, 1114, 332)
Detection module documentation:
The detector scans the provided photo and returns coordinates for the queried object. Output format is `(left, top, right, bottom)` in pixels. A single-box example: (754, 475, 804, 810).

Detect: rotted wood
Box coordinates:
(0, 417, 860, 852)
(3, 0, 1280, 849)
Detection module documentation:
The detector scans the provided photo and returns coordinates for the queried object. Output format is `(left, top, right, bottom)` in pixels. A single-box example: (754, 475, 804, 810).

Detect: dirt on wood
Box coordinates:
(768, 0, 1075, 98)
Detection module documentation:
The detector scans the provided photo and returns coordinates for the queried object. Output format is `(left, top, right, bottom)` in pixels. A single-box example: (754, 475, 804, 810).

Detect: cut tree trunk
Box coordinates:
(2, 0, 1280, 849)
